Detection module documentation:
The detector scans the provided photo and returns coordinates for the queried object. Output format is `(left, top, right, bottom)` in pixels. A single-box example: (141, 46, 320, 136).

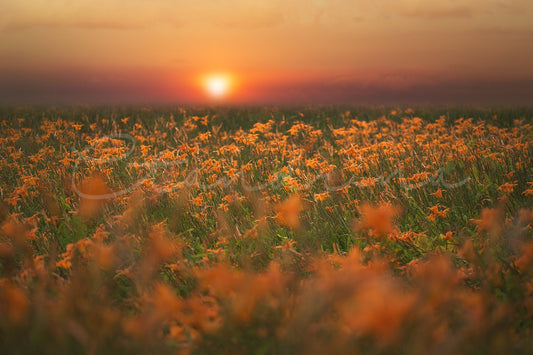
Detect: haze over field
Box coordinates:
(1, 0, 533, 104)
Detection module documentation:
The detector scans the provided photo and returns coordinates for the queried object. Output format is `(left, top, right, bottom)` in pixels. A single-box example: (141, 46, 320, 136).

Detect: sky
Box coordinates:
(1, 0, 533, 104)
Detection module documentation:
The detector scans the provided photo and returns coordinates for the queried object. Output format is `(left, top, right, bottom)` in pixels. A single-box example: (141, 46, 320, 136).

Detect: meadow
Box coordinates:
(0, 105, 532, 354)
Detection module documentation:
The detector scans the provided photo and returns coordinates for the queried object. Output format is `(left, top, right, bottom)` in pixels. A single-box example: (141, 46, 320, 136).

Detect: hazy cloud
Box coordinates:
(211, 5, 284, 29)
(2, 19, 149, 32)
(0, 0, 180, 31)
(2, 0, 533, 32)
(389, 0, 533, 19)
(469, 26, 533, 37)
(392, 4, 474, 19)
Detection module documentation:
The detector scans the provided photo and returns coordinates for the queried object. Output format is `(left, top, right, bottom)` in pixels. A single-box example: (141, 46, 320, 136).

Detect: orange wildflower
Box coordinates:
(146, 223, 182, 263)
(354, 202, 401, 237)
(78, 175, 111, 220)
(360, 177, 376, 188)
(0, 283, 29, 324)
(339, 278, 415, 342)
(430, 188, 444, 199)
(443, 231, 454, 242)
(411, 172, 432, 183)
(94, 243, 116, 270)
(151, 283, 181, 321)
(0, 242, 13, 258)
(275, 239, 298, 253)
(0, 218, 32, 249)
(498, 182, 517, 194)
(168, 325, 185, 342)
(428, 204, 449, 221)
(274, 194, 304, 230)
(523, 182, 533, 196)
(516, 242, 533, 273)
(471, 208, 504, 234)
(56, 258, 72, 270)
(314, 192, 329, 202)
(518, 209, 533, 226)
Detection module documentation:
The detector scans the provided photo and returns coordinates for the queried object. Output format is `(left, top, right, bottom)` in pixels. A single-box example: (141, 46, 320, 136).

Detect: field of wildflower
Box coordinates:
(0, 105, 532, 354)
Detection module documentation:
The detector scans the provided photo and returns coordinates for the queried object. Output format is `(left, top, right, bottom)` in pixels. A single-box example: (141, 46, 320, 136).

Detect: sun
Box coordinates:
(204, 74, 231, 99)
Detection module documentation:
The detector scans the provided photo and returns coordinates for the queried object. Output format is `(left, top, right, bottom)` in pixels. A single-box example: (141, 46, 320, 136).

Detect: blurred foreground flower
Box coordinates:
(77, 175, 111, 219)
(471, 208, 504, 235)
(0, 282, 29, 324)
(354, 202, 401, 237)
(274, 194, 304, 230)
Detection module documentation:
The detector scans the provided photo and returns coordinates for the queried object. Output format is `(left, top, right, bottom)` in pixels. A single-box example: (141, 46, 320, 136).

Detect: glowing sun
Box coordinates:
(204, 74, 231, 99)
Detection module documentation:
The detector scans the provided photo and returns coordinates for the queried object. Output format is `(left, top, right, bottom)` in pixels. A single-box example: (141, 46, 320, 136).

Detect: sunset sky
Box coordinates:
(1, 0, 532, 104)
